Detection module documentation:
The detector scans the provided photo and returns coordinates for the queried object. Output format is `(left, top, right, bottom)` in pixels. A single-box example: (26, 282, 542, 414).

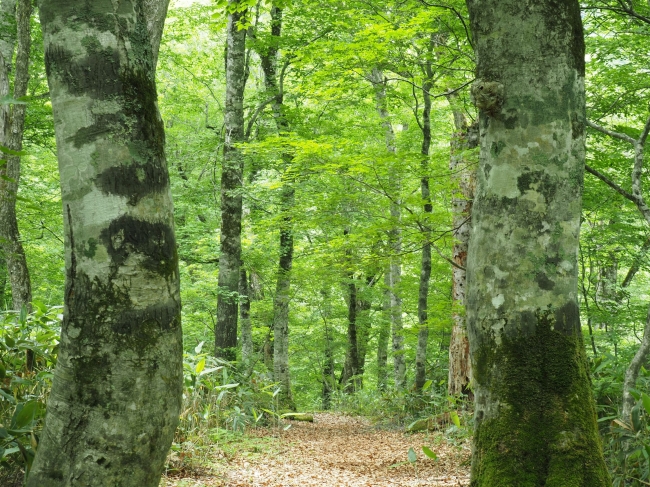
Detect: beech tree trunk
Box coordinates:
(447, 113, 478, 398)
(0, 0, 31, 312)
(29, 1, 182, 486)
(465, 0, 609, 484)
(216, 4, 248, 360)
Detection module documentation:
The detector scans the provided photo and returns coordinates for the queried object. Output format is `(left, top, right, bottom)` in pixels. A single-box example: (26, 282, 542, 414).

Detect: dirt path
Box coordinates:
(163, 413, 470, 487)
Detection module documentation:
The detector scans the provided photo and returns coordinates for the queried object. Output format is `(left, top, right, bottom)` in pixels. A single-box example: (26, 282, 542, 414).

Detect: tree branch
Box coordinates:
(584, 164, 638, 203)
(586, 119, 636, 145)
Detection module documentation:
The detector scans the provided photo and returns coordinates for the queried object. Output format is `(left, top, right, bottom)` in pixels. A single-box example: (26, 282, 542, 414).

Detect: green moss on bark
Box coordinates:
(471, 307, 610, 486)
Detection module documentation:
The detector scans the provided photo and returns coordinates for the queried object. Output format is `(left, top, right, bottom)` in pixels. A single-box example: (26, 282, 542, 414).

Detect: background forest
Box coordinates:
(2, 0, 650, 485)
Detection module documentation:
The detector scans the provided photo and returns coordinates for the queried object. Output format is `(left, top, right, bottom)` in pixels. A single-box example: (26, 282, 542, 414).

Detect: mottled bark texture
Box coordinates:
(465, 1, 609, 485)
(0, 0, 31, 312)
(447, 113, 478, 398)
(370, 67, 404, 390)
(29, 1, 182, 486)
(216, 5, 248, 360)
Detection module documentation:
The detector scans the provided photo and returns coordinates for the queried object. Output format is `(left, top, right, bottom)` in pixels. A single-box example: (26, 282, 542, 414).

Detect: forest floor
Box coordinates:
(161, 413, 471, 487)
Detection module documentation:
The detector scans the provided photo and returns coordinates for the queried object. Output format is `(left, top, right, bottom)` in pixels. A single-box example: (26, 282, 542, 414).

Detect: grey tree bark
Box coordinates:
(370, 67, 404, 390)
(216, 3, 248, 360)
(447, 108, 478, 398)
(0, 0, 31, 312)
(465, 0, 609, 484)
(28, 1, 183, 486)
(585, 116, 650, 422)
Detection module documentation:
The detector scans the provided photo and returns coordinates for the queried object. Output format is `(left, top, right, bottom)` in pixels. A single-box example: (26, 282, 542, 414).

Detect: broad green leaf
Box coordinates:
(5, 336, 15, 348)
(632, 406, 641, 432)
(0, 145, 27, 156)
(12, 401, 39, 430)
(422, 380, 433, 391)
(422, 446, 437, 460)
(194, 341, 204, 354)
(195, 358, 206, 374)
(642, 393, 650, 416)
(449, 411, 461, 428)
(0, 361, 5, 379)
(0, 389, 16, 403)
(407, 447, 417, 463)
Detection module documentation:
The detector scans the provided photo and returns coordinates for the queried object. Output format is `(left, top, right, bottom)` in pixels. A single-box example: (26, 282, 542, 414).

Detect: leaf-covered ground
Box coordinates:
(162, 413, 470, 486)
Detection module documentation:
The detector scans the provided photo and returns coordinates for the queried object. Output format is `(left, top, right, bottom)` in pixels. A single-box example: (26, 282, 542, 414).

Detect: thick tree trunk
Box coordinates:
(216, 5, 248, 360)
(465, 1, 609, 485)
(447, 114, 478, 398)
(29, 1, 182, 486)
(370, 67, 404, 390)
(0, 0, 31, 312)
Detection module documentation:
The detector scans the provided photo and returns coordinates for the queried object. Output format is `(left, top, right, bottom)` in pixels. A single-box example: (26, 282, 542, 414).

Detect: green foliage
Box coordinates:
(602, 391, 650, 487)
(0, 303, 60, 485)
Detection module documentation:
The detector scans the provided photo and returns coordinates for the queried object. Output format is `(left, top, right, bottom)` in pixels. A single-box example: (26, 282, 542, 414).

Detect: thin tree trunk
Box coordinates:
(0, 0, 31, 312)
(466, 0, 609, 484)
(585, 94, 650, 424)
(259, 4, 295, 410)
(29, 2, 182, 485)
(621, 306, 650, 421)
(370, 67, 404, 390)
(377, 279, 390, 391)
(340, 270, 360, 392)
(415, 63, 433, 391)
(356, 276, 374, 380)
(239, 268, 253, 366)
(322, 303, 335, 409)
(216, 4, 248, 360)
(272, 186, 295, 410)
(447, 109, 478, 398)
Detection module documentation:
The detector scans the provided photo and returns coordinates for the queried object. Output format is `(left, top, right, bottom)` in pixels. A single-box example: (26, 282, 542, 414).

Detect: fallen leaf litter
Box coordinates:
(162, 413, 470, 487)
